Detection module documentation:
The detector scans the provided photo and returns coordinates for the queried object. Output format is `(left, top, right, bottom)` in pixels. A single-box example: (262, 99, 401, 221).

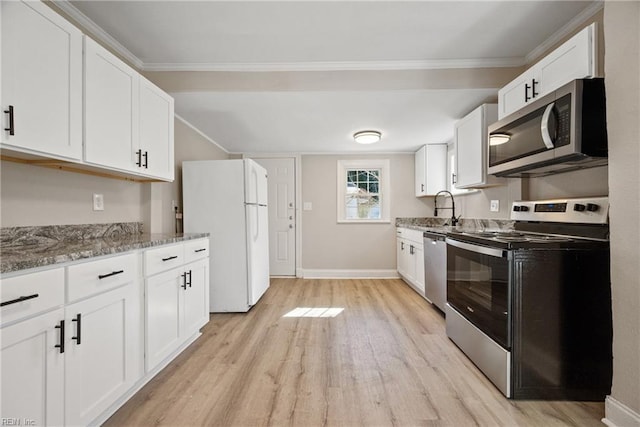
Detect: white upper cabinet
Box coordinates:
(84, 37, 139, 172)
(498, 23, 597, 119)
(454, 104, 498, 189)
(84, 38, 175, 181)
(139, 77, 175, 180)
(1, 0, 83, 160)
(415, 144, 447, 197)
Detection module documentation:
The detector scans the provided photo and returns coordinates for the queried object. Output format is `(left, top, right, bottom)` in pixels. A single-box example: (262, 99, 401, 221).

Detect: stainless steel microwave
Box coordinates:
(488, 78, 607, 177)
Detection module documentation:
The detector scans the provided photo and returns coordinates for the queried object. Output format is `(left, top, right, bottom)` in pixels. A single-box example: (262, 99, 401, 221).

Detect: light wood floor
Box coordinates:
(105, 278, 605, 426)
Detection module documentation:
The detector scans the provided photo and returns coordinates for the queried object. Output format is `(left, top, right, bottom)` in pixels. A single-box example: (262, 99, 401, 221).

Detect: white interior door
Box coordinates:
(252, 158, 296, 276)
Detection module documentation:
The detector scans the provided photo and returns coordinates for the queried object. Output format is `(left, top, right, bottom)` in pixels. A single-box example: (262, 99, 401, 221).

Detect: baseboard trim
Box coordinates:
(301, 269, 400, 279)
(603, 395, 640, 427)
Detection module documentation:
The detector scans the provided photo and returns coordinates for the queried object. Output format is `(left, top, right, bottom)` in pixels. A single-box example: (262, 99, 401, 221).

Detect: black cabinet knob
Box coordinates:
(586, 203, 599, 212)
(573, 203, 586, 212)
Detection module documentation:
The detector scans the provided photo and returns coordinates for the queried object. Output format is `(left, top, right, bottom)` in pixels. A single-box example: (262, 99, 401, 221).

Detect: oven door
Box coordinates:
(446, 238, 511, 349)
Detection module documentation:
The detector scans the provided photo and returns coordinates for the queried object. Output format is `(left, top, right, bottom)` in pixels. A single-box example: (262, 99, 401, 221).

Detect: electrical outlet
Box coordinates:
(490, 200, 500, 212)
(93, 194, 104, 211)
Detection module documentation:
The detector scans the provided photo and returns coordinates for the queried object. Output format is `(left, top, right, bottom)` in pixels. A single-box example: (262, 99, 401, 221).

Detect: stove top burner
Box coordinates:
(446, 229, 598, 250)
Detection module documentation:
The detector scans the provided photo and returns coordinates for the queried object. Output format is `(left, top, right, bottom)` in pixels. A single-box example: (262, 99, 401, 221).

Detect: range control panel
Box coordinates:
(511, 197, 609, 224)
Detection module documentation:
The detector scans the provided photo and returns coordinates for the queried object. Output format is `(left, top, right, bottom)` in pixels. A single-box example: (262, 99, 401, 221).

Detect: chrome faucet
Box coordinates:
(434, 190, 460, 226)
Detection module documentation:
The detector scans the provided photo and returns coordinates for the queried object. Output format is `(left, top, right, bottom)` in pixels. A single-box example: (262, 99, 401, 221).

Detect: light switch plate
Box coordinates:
(93, 193, 104, 211)
(490, 200, 499, 212)
(303, 202, 312, 211)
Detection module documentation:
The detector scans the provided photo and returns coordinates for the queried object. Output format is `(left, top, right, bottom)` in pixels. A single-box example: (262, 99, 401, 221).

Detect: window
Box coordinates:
(337, 159, 390, 223)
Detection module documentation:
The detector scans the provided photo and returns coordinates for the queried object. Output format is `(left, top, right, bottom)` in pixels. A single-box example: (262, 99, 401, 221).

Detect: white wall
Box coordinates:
(0, 161, 144, 227)
(603, 1, 640, 422)
(301, 153, 430, 271)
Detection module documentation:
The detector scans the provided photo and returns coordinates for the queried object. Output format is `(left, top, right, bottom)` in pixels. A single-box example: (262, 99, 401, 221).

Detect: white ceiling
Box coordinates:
(64, 0, 601, 153)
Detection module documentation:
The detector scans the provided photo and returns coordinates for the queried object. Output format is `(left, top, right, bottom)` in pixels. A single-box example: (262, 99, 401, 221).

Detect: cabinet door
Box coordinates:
(536, 23, 596, 96)
(424, 144, 447, 195)
(146, 267, 182, 372)
(414, 146, 426, 196)
(455, 107, 484, 188)
(455, 104, 497, 189)
(183, 258, 209, 337)
(1, 0, 82, 160)
(64, 284, 141, 426)
(413, 244, 425, 295)
(397, 237, 408, 277)
(0, 309, 64, 426)
(139, 76, 174, 181)
(405, 243, 417, 285)
(84, 37, 139, 172)
(497, 70, 532, 120)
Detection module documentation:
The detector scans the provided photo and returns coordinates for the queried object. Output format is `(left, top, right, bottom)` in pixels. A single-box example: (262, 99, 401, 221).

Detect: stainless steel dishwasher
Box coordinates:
(423, 231, 447, 312)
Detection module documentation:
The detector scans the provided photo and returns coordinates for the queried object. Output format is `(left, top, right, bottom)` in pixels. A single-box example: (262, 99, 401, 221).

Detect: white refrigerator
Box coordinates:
(183, 159, 270, 312)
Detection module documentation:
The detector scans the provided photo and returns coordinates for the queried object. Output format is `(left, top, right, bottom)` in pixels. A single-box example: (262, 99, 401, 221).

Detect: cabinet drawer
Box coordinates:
(1, 268, 65, 325)
(144, 243, 184, 276)
(397, 228, 424, 245)
(183, 238, 209, 264)
(67, 253, 138, 302)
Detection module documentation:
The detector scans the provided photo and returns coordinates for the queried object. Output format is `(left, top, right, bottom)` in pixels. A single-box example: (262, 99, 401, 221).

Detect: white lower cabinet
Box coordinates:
(146, 267, 183, 371)
(183, 258, 210, 337)
(396, 228, 425, 295)
(0, 308, 65, 426)
(0, 238, 209, 426)
(145, 240, 210, 372)
(64, 283, 140, 426)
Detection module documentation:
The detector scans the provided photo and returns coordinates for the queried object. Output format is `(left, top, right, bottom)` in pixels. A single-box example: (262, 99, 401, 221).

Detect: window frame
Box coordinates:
(336, 159, 391, 224)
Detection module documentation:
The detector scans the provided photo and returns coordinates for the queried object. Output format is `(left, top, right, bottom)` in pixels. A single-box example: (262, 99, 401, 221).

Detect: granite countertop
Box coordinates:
(395, 217, 515, 235)
(0, 223, 209, 274)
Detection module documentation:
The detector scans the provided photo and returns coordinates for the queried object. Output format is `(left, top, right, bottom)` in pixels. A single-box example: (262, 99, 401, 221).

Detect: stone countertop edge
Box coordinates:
(0, 233, 210, 275)
(395, 217, 515, 233)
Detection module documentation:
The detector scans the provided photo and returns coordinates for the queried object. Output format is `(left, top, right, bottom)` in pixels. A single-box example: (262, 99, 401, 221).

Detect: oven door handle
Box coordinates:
(445, 238, 507, 258)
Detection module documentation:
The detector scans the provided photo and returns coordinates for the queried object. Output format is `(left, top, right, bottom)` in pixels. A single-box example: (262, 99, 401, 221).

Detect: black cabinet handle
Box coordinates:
(410, 245, 414, 255)
(143, 151, 148, 169)
(1, 293, 39, 307)
(187, 270, 192, 288)
(421, 183, 424, 192)
(525, 83, 531, 102)
(98, 270, 124, 280)
(4, 105, 14, 135)
(135, 149, 142, 167)
(72, 313, 82, 345)
(532, 79, 539, 98)
(162, 256, 178, 262)
(55, 320, 65, 353)
(400, 242, 405, 250)
(181, 272, 187, 290)
(194, 248, 206, 253)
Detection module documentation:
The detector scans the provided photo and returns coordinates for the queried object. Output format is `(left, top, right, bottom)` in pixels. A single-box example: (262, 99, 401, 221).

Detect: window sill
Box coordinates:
(337, 219, 391, 224)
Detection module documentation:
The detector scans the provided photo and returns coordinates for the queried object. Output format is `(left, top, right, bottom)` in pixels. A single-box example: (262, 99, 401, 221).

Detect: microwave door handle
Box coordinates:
(541, 103, 556, 149)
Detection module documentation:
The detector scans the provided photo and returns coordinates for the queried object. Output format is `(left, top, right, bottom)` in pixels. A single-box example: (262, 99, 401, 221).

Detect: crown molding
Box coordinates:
(53, 0, 144, 70)
(525, 0, 604, 65)
(174, 114, 230, 154)
(142, 57, 524, 72)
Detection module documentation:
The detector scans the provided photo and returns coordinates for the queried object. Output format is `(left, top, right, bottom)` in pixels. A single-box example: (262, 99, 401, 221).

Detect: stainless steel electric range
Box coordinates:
(445, 197, 612, 400)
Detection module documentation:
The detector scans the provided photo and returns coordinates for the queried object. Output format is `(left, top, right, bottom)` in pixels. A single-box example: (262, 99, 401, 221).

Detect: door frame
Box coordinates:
(243, 153, 302, 277)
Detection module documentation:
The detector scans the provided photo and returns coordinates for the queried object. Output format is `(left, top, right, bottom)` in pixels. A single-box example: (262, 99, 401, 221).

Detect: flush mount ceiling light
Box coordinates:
(489, 133, 511, 146)
(353, 130, 381, 144)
